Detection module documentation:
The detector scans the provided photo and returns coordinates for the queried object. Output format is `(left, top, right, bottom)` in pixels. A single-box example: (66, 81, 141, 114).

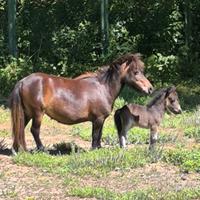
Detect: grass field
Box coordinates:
(0, 84, 200, 199)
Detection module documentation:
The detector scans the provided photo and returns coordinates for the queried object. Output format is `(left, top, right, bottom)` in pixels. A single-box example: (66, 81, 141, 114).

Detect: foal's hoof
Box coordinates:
(11, 147, 18, 156)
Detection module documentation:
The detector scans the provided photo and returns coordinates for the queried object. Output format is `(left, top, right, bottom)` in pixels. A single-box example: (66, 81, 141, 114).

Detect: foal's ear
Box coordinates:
(133, 114, 139, 122)
(165, 86, 176, 98)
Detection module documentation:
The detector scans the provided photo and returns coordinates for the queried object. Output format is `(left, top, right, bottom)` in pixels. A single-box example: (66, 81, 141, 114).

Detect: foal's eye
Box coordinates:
(170, 99, 175, 103)
(134, 71, 139, 75)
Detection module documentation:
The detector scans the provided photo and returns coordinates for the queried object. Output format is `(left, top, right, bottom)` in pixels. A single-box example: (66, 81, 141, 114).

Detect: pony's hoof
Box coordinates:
(37, 145, 46, 152)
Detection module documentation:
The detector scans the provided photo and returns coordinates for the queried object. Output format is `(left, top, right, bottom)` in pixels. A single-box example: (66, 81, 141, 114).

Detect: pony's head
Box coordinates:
(113, 53, 153, 94)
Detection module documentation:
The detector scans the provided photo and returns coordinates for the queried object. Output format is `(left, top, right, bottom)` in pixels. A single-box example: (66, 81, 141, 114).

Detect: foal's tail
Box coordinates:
(114, 108, 122, 134)
(9, 82, 26, 153)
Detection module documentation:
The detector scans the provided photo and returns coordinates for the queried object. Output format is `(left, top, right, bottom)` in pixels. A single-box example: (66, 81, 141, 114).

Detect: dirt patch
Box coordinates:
(0, 155, 95, 200)
(78, 162, 200, 193)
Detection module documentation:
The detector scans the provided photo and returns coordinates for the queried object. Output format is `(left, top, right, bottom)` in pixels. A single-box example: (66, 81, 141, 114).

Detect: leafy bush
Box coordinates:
(0, 57, 33, 96)
(146, 53, 180, 84)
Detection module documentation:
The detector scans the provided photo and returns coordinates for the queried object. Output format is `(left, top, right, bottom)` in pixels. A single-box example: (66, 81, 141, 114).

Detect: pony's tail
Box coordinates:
(114, 108, 122, 134)
(9, 82, 26, 154)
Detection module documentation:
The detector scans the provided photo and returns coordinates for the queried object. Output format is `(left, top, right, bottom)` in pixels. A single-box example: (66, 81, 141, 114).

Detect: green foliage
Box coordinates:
(146, 53, 180, 84)
(1, 0, 200, 96)
(0, 57, 33, 96)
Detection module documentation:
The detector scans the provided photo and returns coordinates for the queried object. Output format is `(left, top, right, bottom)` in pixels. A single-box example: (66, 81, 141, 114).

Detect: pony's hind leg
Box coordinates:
(12, 114, 30, 154)
(31, 112, 44, 150)
(149, 126, 158, 150)
(21, 115, 31, 150)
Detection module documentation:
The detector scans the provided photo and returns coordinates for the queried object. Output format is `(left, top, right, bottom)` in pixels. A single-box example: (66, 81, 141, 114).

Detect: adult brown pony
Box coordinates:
(10, 53, 153, 153)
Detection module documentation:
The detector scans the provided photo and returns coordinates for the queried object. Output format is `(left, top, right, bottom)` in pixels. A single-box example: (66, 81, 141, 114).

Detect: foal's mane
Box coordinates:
(74, 53, 143, 82)
(147, 88, 167, 108)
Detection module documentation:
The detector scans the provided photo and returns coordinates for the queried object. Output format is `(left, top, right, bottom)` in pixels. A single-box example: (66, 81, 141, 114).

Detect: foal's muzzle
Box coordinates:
(148, 86, 154, 94)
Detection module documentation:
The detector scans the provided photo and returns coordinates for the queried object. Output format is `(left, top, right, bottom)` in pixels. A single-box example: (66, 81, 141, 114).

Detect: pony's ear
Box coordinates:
(165, 86, 176, 98)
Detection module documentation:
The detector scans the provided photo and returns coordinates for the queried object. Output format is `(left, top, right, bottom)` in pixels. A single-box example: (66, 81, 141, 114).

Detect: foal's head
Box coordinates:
(112, 53, 153, 94)
(165, 86, 182, 114)
(147, 86, 182, 114)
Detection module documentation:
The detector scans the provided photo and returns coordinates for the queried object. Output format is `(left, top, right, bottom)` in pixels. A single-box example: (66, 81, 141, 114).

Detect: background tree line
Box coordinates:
(0, 0, 200, 96)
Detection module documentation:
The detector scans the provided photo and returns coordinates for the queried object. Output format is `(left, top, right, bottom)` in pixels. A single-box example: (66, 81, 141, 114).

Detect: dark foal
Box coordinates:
(114, 86, 182, 149)
(9, 53, 153, 153)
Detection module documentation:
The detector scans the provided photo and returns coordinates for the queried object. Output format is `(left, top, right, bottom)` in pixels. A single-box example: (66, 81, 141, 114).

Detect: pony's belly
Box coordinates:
(45, 107, 89, 125)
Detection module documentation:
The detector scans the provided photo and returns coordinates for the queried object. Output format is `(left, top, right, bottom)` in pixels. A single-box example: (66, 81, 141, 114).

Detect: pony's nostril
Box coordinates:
(148, 87, 154, 94)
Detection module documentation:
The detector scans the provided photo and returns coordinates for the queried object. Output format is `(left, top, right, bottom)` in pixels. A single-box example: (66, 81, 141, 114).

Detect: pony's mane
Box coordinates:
(147, 88, 167, 108)
(110, 53, 143, 69)
(74, 53, 143, 82)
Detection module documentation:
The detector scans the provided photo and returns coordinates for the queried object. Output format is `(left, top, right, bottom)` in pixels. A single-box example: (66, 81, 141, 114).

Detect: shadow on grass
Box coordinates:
(46, 142, 85, 155)
(0, 140, 85, 156)
(0, 139, 12, 156)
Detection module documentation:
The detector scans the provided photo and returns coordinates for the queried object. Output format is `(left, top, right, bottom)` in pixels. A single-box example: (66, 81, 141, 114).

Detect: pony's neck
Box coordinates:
(101, 67, 124, 105)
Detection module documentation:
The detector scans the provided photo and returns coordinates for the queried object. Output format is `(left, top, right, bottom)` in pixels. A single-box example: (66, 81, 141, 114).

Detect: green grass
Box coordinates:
(68, 186, 200, 200)
(164, 148, 200, 173)
(0, 129, 10, 137)
(13, 147, 150, 177)
(0, 106, 10, 123)
(14, 145, 200, 177)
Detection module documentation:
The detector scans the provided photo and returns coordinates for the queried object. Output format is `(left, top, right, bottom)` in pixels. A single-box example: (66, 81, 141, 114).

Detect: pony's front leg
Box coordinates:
(92, 118, 105, 149)
(149, 126, 158, 150)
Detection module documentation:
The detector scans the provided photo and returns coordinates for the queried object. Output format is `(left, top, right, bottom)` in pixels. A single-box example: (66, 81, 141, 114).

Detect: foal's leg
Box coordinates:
(118, 118, 133, 148)
(118, 130, 127, 148)
(31, 112, 44, 150)
(92, 118, 105, 149)
(149, 126, 158, 150)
